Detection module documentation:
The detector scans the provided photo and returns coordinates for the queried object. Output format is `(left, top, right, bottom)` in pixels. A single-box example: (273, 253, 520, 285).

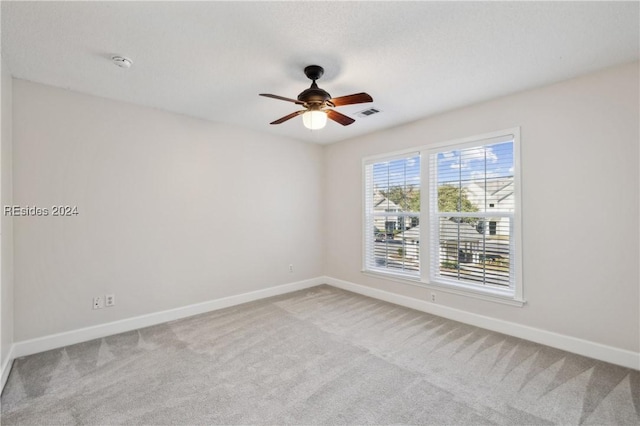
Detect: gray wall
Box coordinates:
(6, 62, 639, 357)
(324, 62, 640, 352)
(12, 80, 324, 340)
(1, 57, 14, 372)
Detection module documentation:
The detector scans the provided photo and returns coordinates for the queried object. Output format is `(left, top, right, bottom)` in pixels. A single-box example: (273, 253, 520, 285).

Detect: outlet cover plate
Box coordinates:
(105, 294, 115, 307)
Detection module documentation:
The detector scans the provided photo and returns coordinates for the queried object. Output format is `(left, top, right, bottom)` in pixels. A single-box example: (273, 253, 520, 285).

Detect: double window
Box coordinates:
(363, 129, 522, 303)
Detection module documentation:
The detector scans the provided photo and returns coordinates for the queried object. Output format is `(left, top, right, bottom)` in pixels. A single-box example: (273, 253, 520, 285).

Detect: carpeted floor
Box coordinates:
(1, 285, 639, 425)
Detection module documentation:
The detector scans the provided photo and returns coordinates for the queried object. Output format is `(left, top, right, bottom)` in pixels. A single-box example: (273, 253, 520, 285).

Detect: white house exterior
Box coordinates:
(464, 177, 514, 239)
(434, 177, 514, 269)
(372, 192, 415, 236)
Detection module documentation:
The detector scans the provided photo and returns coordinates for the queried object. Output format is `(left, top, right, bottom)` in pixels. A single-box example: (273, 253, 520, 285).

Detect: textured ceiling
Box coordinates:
(2, 1, 639, 144)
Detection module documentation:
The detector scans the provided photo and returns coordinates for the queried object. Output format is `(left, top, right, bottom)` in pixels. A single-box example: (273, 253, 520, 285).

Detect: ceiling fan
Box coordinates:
(259, 65, 373, 129)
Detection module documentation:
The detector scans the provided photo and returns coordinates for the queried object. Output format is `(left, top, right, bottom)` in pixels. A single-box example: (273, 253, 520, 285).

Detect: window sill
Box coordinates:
(361, 269, 526, 307)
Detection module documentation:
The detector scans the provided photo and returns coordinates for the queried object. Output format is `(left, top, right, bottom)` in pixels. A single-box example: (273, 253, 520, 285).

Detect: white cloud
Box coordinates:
(408, 175, 420, 184)
(448, 147, 498, 170)
(463, 147, 498, 163)
(470, 170, 501, 180)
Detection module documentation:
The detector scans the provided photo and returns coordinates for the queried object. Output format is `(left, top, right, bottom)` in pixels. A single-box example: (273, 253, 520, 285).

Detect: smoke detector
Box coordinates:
(111, 56, 132, 68)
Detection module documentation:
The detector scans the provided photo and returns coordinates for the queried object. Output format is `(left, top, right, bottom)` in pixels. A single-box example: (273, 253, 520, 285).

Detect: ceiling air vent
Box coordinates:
(356, 107, 381, 118)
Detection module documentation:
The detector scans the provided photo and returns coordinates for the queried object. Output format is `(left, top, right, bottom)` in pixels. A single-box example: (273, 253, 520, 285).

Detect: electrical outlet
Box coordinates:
(105, 294, 115, 307)
(430, 292, 437, 303)
(93, 296, 104, 310)
(289, 264, 294, 273)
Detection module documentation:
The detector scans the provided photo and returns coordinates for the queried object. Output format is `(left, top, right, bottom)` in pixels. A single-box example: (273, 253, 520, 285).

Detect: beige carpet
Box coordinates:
(2, 285, 639, 425)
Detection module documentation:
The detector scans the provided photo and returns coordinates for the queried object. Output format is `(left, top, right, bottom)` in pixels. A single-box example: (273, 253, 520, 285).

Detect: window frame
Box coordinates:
(362, 128, 523, 306)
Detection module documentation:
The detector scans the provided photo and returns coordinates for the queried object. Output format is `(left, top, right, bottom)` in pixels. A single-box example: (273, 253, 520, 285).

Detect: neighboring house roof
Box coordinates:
(373, 192, 401, 212)
(439, 220, 482, 243)
(400, 222, 482, 243)
(402, 221, 508, 243)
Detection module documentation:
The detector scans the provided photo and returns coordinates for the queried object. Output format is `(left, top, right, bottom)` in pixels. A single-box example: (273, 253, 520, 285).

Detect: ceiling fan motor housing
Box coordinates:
(297, 85, 331, 106)
(299, 65, 331, 106)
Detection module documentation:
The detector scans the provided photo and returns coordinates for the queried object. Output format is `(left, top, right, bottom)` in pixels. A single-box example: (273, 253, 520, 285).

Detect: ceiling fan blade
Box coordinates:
(329, 92, 373, 107)
(260, 94, 304, 105)
(327, 109, 355, 126)
(270, 110, 305, 125)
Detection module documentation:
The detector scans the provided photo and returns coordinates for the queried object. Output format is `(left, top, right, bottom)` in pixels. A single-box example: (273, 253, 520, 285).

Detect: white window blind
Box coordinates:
(364, 154, 421, 278)
(429, 139, 516, 292)
(361, 129, 522, 303)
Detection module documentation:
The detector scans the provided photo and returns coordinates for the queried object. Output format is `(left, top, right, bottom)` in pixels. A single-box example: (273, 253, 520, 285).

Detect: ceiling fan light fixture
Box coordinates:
(260, 65, 372, 128)
(302, 110, 327, 130)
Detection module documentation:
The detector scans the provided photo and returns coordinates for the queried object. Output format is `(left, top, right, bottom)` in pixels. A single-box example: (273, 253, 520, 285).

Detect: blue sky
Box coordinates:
(372, 141, 514, 188)
(437, 141, 514, 184)
(372, 155, 420, 189)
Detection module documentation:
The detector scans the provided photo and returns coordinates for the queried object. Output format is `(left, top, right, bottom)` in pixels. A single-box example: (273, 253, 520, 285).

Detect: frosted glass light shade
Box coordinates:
(302, 110, 327, 130)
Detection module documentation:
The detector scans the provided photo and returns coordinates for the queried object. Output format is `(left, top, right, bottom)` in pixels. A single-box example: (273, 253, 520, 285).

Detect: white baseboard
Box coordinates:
(11, 277, 324, 360)
(324, 276, 640, 371)
(7, 275, 639, 379)
(1, 344, 15, 394)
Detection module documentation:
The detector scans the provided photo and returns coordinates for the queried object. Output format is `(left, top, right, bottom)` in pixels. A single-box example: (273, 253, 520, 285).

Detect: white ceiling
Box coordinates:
(2, 1, 639, 144)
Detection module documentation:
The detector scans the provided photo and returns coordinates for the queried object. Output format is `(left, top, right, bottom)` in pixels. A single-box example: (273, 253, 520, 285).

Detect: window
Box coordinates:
(364, 154, 421, 278)
(363, 129, 522, 303)
(429, 134, 517, 296)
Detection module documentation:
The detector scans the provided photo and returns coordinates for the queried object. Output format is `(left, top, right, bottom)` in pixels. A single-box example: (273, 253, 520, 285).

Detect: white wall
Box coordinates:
(1, 57, 14, 375)
(12, 80, 324, 341)
(325, 62, 640, 353)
